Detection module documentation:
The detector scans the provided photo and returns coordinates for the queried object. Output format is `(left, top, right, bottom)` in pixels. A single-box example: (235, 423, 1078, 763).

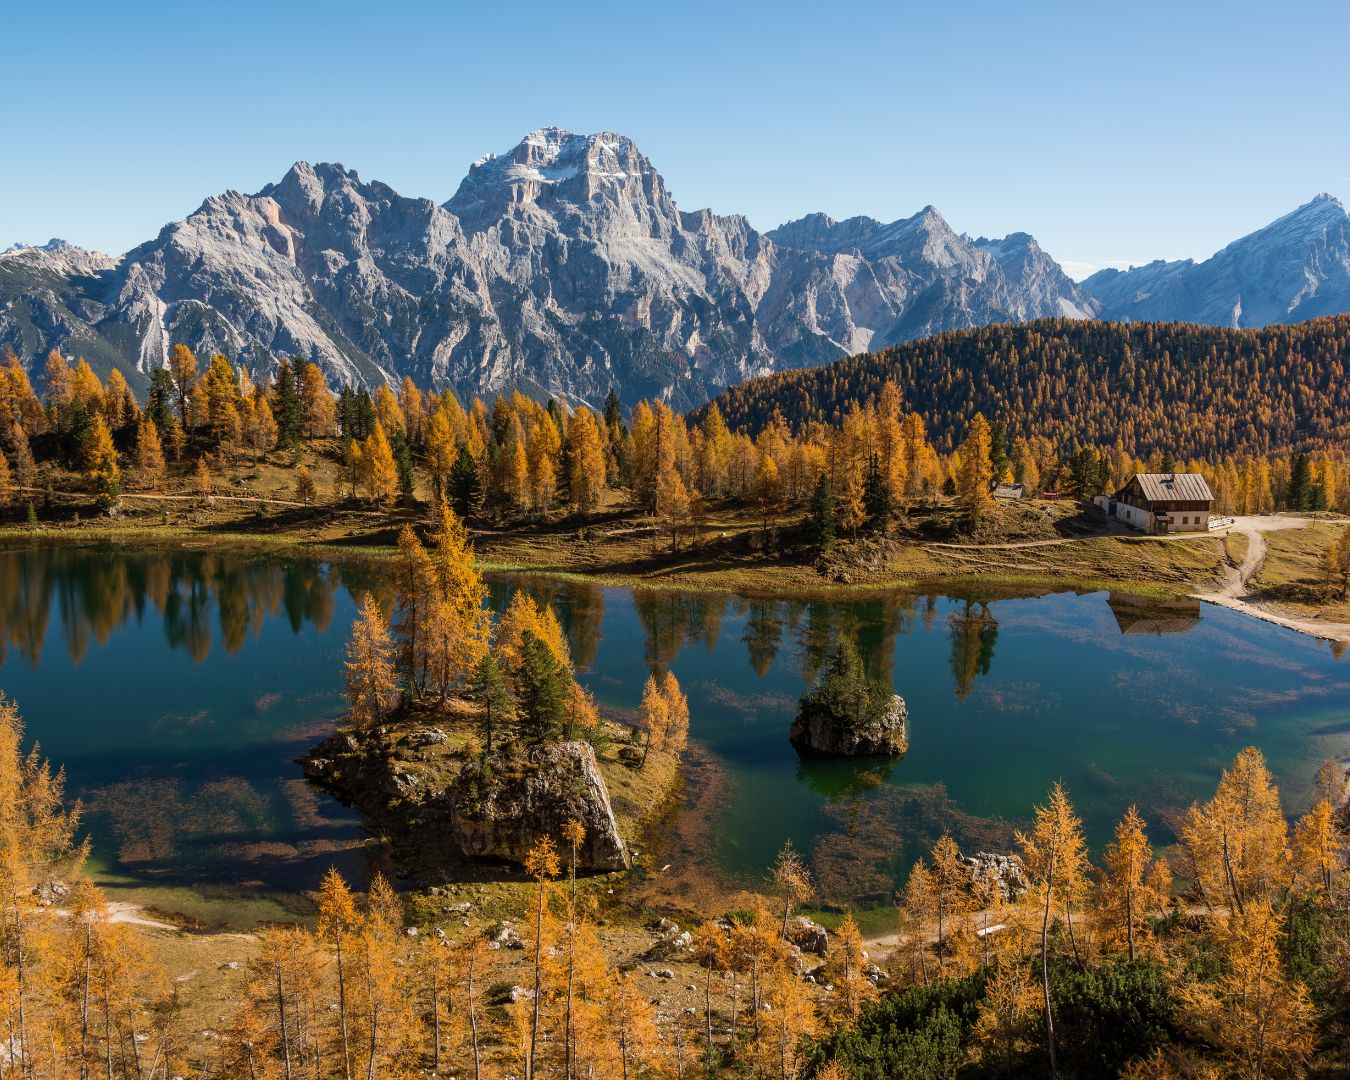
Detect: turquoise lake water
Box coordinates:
(0, 544, 1345, 913)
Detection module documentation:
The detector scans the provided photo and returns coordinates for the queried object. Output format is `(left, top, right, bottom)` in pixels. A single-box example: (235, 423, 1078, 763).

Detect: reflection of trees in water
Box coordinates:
(739, 597, 784, 676)
(795, 757, 896, 802)
(810, 782, 1020, 907)
(0, 548, 345, 667)
(795, 594, 926, 689)
(632, 590, 729, 671)
(948, 599, 1000, 700)
(84, 775, 275, 865)
(535, 580, 607, 671)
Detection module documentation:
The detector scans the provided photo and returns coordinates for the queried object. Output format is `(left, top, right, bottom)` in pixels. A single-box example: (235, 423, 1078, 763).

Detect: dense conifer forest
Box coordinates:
(699, 317, 1350, 458)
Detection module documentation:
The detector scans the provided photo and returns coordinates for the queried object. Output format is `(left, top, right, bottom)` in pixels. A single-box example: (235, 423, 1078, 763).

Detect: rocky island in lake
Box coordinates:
(789, 638, 908, 757)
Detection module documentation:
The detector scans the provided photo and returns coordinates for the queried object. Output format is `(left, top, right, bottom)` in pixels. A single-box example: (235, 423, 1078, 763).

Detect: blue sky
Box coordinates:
(4, 0, 1347, 277)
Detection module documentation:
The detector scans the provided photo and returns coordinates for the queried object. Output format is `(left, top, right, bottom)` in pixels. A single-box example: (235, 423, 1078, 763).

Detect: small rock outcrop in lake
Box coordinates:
(447, 741, 630, 872)
(789, 638, 908, 757)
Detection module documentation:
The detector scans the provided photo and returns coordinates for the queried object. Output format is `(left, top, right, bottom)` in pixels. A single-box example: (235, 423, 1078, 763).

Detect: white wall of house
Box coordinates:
(1114, 502, 1209, 533)
(1115, 502, 1153, 530)
(1168, 511, 1210, 532)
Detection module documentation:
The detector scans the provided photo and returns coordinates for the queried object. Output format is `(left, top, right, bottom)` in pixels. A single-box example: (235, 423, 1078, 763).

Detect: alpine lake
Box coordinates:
(0, 542, 1346, 928)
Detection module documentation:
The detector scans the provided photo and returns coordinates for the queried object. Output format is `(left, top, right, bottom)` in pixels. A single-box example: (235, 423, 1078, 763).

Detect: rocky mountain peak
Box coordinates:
(11, 128, 1339, 411)
(446, 128, 671, 236)
(1083, 192, 1350, 327)
(1252, 192, 1348, 243)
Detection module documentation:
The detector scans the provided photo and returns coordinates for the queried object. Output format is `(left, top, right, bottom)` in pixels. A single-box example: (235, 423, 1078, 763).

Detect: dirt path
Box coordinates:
(1195, 516, 1350, 644)
(924, 524, 1220, 552)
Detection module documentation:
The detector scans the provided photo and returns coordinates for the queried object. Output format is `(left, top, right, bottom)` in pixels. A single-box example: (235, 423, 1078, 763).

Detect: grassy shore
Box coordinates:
(0, 467, 1233, 604)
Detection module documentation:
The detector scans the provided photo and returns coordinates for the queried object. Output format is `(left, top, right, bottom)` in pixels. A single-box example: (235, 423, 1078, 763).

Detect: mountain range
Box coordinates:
(2, 128, 1348, 409)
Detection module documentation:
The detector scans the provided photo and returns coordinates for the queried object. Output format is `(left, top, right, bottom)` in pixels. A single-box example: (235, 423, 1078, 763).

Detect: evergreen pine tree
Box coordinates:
(810, 472, 837, 551)
(146, 368, 175, 434)
(989, 419, 1010, 482)
(449, 446, 482, 519)
(356, 390, 375, 440)
(515, 630, 568, 745)
(862, 453, 892, 530)
(469, 653, 515, 753)
(603, 387, 624, 434)
(338, 386, 355, 437)
(274, 359, 303, 448)
(392, 431, 415, 502)
(1288, 453, 1313, 511)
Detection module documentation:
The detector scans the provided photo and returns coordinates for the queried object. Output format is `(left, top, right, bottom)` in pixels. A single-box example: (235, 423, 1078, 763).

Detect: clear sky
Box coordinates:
(4, 0, 1347, 277)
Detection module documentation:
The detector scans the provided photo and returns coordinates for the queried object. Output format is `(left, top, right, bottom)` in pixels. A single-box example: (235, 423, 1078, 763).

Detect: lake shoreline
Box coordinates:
(4, 521, 1349, 648)
(0, 520, 1213, 600)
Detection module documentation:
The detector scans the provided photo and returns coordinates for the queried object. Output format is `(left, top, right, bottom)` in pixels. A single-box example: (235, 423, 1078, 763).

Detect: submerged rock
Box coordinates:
(789, 693, 908, 757)
(447, 741, 630, 872)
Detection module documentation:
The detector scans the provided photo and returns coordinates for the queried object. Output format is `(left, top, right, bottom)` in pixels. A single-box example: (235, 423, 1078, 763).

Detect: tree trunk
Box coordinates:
(1125, 865, 1135, 963)
(564, 931, 575, 1080)
(80, 923, 91, 1080)
(431, 972, 441, 1072)
(704, 962, 714, 1048)
(335, 942, 352, 1080)
(1065, 903, 1081, 968)
(1040, 846, 1059, 1080)
(529, 885, 545, 1080)
(468, 951, 482, 1080)
(103, 989, 114, 1080)
(11, 895, 29, 1080)
(276, 960, 293, 1080)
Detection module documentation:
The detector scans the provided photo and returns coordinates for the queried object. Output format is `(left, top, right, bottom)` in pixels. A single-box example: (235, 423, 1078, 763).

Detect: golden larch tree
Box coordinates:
(957, 412, 994, 528)
(1017, 781, 1089, 1079)
(361, 422, 399, 507)
(133, 414, 166, 490)
(344, 594, 398, 729)
(1182, 902, 1315, 1079)
(1179, 746, 1288, 914)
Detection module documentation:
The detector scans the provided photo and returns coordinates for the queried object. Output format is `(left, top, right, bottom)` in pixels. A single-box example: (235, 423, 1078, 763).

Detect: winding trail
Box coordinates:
(1194, 515, 1350, 644)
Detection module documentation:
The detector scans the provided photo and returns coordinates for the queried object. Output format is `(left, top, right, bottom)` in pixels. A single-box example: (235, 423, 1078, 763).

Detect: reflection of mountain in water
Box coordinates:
(1106, 593, 1203, 636)
(0, 546, 350, 667)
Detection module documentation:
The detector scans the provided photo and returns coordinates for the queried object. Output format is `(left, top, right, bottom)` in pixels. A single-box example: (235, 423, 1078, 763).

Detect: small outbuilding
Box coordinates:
(1111, 473, 1213, 535)
(992, 482, 1024, 500)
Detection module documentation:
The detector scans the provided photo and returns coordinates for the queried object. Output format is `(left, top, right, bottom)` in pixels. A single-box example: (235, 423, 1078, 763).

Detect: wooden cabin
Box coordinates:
(1111, 473, 1214, 535)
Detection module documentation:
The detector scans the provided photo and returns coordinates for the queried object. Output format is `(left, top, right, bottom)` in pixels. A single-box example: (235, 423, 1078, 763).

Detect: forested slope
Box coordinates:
(701, 317, 1350, 457)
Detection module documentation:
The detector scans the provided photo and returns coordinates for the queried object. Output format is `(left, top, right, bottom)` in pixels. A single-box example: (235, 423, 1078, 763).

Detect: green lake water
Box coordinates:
(0, 544, 1346, 919)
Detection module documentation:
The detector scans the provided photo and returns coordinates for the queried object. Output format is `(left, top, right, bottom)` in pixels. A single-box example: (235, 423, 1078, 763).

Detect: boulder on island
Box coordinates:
(789, 638, 907, 757)
(447, 741, 630, 872)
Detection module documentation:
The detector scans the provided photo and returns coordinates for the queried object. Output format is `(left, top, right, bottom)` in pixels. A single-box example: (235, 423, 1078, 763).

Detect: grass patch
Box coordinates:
(1251, 519, 1350, 621)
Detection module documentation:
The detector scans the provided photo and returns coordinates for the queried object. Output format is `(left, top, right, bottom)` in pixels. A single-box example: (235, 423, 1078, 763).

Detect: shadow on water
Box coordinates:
(0, 543, 384, 905)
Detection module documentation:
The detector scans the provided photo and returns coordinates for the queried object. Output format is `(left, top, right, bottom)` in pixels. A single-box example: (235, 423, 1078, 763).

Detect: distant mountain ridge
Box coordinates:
(0, 129, 1346, 408)
(1082, 193, 1350, 326)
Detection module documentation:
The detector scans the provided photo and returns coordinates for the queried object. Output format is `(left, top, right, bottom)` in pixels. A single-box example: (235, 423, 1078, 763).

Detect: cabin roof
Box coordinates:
(1122, 473, 1214, 503)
